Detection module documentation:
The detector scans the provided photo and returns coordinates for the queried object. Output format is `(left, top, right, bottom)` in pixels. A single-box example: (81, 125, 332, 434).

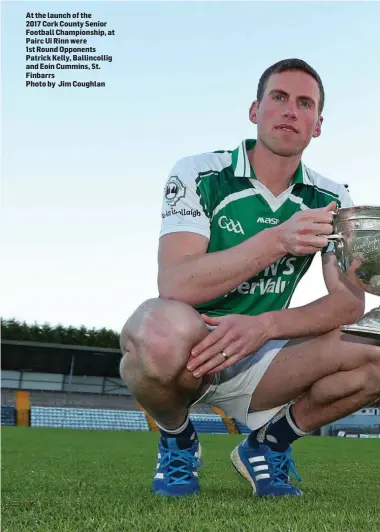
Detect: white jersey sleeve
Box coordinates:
(159, 157, 211, 239)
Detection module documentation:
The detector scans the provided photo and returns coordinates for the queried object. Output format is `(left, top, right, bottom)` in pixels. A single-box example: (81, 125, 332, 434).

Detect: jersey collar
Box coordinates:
(231, 139, 312, 186)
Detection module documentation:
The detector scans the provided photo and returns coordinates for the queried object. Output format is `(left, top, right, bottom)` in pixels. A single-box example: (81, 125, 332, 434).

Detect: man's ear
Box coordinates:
(313, 115, 323, 138)
(249, 101, 259, 125)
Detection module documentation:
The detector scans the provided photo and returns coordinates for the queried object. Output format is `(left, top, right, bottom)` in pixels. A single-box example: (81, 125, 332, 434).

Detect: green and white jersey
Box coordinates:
(160, 139, 353, 317)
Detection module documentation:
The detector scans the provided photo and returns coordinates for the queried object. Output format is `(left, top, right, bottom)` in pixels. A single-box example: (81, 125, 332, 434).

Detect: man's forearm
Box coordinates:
(158, 227, 286, 305)
(265, 290, 365, 340)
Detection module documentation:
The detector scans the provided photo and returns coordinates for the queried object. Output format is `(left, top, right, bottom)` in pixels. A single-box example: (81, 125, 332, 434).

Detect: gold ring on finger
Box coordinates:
(220, 350, 229, 360)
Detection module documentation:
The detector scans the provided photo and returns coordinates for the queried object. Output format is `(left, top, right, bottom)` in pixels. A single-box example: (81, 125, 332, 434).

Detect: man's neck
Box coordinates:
(248, 139, 302, 196)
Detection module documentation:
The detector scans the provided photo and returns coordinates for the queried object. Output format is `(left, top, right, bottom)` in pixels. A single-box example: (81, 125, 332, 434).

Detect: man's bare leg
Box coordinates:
(231, 330, 380, 497)
(290, 364, 380, 432)
(247, 329, 380, 449)
(250, 329, 380, 417)
(119, 298, 212, 430)
(119, 298, 214, 496)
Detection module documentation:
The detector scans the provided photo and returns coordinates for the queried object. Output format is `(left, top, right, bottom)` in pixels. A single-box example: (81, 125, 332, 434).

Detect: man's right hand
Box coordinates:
(276, 201, 336, 256)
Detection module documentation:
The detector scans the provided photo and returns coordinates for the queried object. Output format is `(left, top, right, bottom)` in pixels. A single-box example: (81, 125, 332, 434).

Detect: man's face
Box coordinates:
(250, 70, 323, 157)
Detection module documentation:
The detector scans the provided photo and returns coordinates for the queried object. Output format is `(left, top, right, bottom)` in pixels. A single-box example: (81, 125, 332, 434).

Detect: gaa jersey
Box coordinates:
(159, 139, 354, 317)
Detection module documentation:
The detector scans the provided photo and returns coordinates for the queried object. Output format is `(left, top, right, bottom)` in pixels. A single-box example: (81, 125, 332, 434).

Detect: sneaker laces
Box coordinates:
(267, 449, 302, 487)
(160, 447, 201, 486)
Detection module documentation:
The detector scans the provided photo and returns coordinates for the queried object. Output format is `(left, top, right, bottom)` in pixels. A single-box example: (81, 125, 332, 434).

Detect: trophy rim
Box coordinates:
(341, 324, 380, 340)
(337, 205, 380, 213)
(335, 205, 380, 221)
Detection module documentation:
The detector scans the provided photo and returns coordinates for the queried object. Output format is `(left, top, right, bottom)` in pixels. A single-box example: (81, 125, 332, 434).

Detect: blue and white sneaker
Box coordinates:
(153, 437, 202, 496)
(230, 439, 303, 497)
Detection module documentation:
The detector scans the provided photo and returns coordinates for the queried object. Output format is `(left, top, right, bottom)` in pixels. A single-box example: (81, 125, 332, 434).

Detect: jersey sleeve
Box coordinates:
(323, 184, 354, 254)
(159, 157, 211, 239)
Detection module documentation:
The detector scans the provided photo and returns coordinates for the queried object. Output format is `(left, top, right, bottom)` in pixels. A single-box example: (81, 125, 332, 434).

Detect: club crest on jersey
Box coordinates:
(165, 176, 186, 207)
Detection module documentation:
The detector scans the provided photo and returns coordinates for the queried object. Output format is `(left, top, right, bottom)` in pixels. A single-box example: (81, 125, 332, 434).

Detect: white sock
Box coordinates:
(156, 415, 189, 435)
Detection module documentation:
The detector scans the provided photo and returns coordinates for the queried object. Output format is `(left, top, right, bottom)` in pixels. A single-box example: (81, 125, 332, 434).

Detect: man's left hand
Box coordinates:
(187, 314, 270, 378)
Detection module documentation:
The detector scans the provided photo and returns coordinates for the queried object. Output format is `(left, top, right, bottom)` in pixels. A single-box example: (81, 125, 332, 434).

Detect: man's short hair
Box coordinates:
(257, 58, 325, 114)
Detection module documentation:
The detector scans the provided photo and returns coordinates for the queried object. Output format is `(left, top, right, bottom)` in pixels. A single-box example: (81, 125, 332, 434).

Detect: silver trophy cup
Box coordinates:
(328, 205, 380, 339)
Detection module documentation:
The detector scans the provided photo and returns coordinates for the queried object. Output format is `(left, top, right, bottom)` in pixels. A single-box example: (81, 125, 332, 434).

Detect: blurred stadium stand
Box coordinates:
(1, 339, 225, 432)
(2, 339, 378, 436)
(1, 405, 16, 426)
(1, 389, 139, 410)
(31, 406, 151, 431)
(1, 340, 213, 412)
(328, 408, 380, 438)
(234, 420, 251, 435)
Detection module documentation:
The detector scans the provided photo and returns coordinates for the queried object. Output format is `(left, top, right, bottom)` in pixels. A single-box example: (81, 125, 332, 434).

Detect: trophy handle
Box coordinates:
(326, 233, 347, 272)
(328, 210, 340, 241)
(327, 234, 342, 242)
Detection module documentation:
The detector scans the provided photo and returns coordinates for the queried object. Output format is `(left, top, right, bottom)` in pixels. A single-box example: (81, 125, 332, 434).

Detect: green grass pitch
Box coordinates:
(2, 427, 380, 532)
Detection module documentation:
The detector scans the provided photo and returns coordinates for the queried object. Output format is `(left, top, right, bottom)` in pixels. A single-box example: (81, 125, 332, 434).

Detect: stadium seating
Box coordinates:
(329, 412, 380, 437)
(31, 406, 149, 431)
(234, 420, 251, 435)
(1, 401, 265, 435)
(1, 389, 139, 411)
(9, 403, 380, 437)
(28, 406, 231, 433)
(1, 405, 16, 426)
(189, 413, 228, 434)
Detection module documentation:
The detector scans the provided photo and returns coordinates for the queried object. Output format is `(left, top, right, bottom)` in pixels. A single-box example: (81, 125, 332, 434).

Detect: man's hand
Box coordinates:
(187, 314, 270, 378)
(277, 201, 336, 256)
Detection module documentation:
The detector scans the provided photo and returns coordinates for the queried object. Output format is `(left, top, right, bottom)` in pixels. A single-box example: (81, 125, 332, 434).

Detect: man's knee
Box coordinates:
(119, 298, 209, 384)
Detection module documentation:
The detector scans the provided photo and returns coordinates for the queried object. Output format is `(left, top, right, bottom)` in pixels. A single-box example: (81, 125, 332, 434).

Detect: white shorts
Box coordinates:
(193, 339, 289, 431)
